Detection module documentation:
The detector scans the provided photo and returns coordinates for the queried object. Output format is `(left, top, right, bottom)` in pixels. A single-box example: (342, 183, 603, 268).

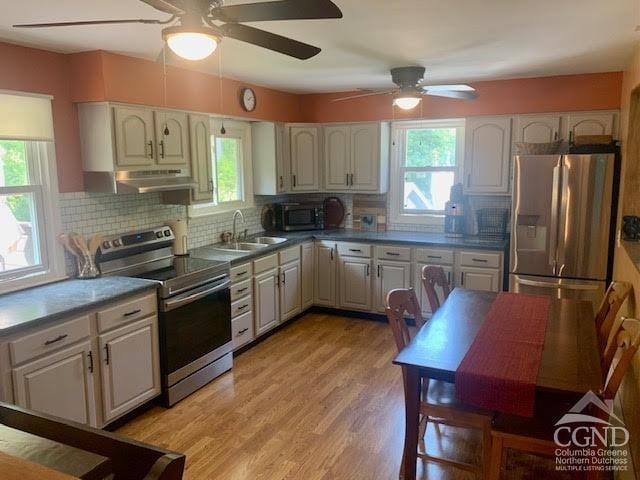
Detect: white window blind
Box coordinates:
(0, 91, 55, 141)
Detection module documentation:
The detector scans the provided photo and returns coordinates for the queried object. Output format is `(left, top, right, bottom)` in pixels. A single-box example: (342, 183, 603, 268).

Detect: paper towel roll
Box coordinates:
(169, 219, 189, 255)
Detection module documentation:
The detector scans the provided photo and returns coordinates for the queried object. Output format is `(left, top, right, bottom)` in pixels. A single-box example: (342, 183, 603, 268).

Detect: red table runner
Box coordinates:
(455, 292, 551, 417)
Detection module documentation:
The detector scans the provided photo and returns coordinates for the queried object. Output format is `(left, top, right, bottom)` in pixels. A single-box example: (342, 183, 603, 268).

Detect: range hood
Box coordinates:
(84, 170, 197, 195)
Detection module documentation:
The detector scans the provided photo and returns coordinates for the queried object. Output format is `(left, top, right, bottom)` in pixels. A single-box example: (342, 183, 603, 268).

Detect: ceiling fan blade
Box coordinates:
(421, 84, 475, 92)
(332, 90, 396, 102)
(221, 23, 320, 60)
(214, 0, 342, 23)
(13, 19, 168, 28)
(423, 89, 478, 100)
(139, 0, 185, 15)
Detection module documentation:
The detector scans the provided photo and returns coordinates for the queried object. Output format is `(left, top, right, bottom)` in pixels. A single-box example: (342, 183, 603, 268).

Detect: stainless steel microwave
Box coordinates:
(275, 203, 324, 231)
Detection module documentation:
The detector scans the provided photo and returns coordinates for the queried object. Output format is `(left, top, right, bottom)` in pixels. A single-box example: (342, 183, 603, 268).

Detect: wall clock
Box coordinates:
(239, 87, 257, 112)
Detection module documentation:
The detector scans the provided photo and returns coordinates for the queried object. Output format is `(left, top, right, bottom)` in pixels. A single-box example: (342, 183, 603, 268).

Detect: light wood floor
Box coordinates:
(117, 312, 560, 480)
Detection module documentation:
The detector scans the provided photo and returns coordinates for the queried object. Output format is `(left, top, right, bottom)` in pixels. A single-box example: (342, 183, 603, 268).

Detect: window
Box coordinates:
(189, 119, 254, 217)
(0, 91, 64, 293)
(389, 120, 464, 224)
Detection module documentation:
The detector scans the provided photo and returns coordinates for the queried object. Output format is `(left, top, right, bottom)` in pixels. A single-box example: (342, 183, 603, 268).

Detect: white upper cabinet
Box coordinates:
(464, 116, 512, 195)
(565, 112, 615, 141)
(113, 106, 156, 167)
(323, 122, 389, 193)
(154, 110, 190, 166)
(289, 125, 320, 191)
(253, 122, 289, 195)
(189, 114, 214, 203)
(515, 114, 561, 143)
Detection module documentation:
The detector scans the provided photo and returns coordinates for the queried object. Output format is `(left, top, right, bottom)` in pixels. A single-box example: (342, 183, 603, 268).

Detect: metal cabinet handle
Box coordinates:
(236, 271, 248, 277)
(386, 252, 400, 256)
(349, 248, 362, 252)
(377, 264, 381, 277)
(427, 255, 442, 259)
(148, 141, 154, 159)
(471, 258, 488, 263)
(345, 174, 349, 186)
(44, 334, 68, 346)
(447, 272, 451, 284)
(238, 304, 249, 311)
(123, 309, 142, 317)
(88, 351, 94, 373)
(159, 140, 165, 159)
(104, 344, 110, 365)
(366, 264, 370, 276)
(292, 175, 297, 187)
(461, 272, 465, 285)
(209, 180, 214, 193)
(236, 287, 248, 294)
(330, 248, 334, 261)
(282, 272, 286, 285)
(237, 328, 249, 336)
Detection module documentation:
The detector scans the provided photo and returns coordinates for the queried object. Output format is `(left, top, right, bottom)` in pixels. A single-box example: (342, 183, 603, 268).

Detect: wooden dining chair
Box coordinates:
(488, 317, 640, 480)
(386, 288, 493, 478)
(421, 265, 451, 314)
(594, 281, 632, 354)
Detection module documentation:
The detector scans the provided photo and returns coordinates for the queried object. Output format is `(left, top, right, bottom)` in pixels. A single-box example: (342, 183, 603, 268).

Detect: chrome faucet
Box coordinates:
(232, 209, 245, 241)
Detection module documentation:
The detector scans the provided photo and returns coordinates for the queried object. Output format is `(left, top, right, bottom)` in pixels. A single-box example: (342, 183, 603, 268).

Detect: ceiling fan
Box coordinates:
(13, 0, 343, 61)
(333, 66, 478, 110)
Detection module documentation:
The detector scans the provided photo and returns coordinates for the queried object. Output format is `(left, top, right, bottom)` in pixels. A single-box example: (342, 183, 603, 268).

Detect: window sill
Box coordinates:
(390, 213, 445, 226)
(188, 200, 255, 218)
(0, 269, 67, 295)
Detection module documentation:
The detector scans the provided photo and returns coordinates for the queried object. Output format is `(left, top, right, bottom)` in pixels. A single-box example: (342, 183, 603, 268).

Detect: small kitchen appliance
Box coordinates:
(97, 226, 232, 406)
(444, 183, 466, 238)
(275, 203, 324, 231)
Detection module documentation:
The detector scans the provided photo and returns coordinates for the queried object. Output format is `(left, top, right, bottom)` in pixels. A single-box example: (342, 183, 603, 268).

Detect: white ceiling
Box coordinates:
(0, 0, 638, 93)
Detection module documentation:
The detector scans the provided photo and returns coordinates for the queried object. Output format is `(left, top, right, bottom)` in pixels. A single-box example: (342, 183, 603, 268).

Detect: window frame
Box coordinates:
(389, 119, 465, 225)
(0, 141, 65, 294)
(189, 118, 254, 218)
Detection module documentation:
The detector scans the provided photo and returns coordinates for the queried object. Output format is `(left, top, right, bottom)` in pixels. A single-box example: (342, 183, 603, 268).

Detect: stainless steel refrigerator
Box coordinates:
(510, 153, 616, 305)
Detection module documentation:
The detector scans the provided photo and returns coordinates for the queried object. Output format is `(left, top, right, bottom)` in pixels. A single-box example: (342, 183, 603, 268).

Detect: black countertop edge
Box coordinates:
(0, 277, 158, 336)
(190, 230, 509, 265)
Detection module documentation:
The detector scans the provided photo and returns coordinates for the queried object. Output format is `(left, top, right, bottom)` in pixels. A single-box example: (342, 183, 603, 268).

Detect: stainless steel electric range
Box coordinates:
(97, 226, 232, 406)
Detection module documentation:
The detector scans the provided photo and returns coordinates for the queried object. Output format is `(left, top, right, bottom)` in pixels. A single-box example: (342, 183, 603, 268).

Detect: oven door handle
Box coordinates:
(162, 278, 231, 312)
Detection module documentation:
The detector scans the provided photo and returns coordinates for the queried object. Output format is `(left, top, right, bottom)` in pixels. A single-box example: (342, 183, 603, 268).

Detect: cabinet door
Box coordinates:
(301, 242, 314, 310)
(350, 123, 379, 191)
(99, 317, 160, 423)
(339, 257, 372, 311)
(415, 263, 454, 317)
(515, 115, 561, 143)
(280, 261, 302, 322)
(13, 341, 97, 426)
(464, 116, 512, 194)
(113, 106, 155, 167)
(458, 267, 500, 292)
(189, 114, 213, 202)
(155, 110, 190, 166)
(375, 260, 411, 312)
(324, 125, 350, 190)
(275, 123, 289, 193)
(290, 126, 319, 191)
(254, 269, 280, 336)
(315, 242, 336, 306)
(566, 112, 614, 141)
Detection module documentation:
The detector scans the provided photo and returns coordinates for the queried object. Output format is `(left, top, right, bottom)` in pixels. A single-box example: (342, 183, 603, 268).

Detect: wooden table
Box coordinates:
(393, 288, 602, 480)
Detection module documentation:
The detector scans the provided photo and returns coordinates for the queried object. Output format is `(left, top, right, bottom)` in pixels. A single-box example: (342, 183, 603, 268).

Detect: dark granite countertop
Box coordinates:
(190, 229, 509, 265)
(0, 277, 158, 335)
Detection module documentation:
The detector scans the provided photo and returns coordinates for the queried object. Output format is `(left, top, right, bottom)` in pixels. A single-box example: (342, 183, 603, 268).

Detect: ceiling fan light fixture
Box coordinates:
(393, 95, 422, 110)
(162, 26, 220, 61)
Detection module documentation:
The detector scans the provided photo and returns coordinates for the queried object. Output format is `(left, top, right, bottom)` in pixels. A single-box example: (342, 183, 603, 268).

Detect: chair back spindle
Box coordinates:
(421, 266, 451, 314)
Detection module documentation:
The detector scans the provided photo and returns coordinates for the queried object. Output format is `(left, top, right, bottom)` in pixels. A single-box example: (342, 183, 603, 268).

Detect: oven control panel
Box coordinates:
(100, 226, 175, 253)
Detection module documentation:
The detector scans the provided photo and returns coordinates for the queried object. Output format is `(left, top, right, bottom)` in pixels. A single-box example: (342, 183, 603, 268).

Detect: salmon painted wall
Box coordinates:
(301, 72, 623, 123)
(0, 42, 83, 192)
(69, 51, 304, 123)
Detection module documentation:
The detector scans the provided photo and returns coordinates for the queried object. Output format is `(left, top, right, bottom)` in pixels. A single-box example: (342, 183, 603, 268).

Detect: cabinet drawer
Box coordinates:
(230, 263, 252, 283)
(230, 279, 252, 301)
(97, 293, 157, 333)
(232, 311, 254, 350)
(279, 245, 301, 265)
(231, 296, 253, 318)
(337, 242, 372, 258)
(10, 315, 91, 366)
(376, 245, 411, 262)
(415, 248, 454, 265)
(253, 254, 278, 275)
(458, 251, 502, 269)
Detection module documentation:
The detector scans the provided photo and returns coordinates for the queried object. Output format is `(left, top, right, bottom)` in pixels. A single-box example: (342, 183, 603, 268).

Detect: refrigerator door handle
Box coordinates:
(549, 162, 562, 275)
(517, 278, 600, 291)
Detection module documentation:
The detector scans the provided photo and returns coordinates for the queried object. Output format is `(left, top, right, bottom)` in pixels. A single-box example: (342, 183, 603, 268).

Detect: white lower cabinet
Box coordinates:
(458, 266, 501, 292)
(374, 260, 411, 312)
(12, 340, 97, 426)
(415, 263, 454, 318)
(98, 316, 160, 423)
(280, 260, 302, 322)
(315, 241, 337, 306)
(254, 268, 280, 336)
(301, 242, 314, 310)
(338, 256, 372, 311)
